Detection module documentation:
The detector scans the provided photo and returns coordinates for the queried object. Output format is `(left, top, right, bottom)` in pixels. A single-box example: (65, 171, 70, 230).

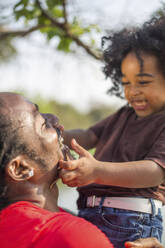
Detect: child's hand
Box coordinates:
(59, 139, 99, 187)
(125, 238, 164, 248)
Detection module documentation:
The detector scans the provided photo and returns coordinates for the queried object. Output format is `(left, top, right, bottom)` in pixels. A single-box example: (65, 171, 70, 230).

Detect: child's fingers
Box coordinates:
(125, 238, 163, 248)
(125, 241, 139, 248)
(59, 160, 77, 170)
(71, 139, 91, 158)
(62, 145, 74, 161)
(59, 168, 77, 184)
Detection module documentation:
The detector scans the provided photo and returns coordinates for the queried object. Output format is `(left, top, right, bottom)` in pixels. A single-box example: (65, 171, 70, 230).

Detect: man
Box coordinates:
(0, 92, 112, 248)
(0, 92, 163, 248)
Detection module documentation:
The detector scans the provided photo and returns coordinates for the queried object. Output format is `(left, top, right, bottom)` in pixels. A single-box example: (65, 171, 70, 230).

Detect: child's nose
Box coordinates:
(129, 85, 141, 96)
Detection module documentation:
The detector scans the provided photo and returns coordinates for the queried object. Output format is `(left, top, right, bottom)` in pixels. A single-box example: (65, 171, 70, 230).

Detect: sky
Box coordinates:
(0, 0, 164, 112)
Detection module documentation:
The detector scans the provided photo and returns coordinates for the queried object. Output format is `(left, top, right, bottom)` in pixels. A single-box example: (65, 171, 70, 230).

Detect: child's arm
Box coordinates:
(59, 139, 165, 188)
(63, 129, 98, 150)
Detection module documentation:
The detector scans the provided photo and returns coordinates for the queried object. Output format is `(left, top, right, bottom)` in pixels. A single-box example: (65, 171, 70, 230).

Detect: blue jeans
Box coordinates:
(78, 198, 163, 248)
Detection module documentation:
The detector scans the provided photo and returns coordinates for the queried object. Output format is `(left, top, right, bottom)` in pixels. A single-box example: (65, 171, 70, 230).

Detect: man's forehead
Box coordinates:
(0, 92, 23, 100)
(0, 93, 36, 119)
(0, 93, 24, 108)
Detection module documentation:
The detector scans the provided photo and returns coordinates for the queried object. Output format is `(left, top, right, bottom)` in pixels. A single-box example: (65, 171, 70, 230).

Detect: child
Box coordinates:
(60, 17, 165, 248)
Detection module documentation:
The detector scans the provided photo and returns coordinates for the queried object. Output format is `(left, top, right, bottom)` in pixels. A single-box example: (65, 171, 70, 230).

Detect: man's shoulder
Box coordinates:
(40, 212, 113, 248)
(0, 202, 113, 248)
(0, 201, 54, 223)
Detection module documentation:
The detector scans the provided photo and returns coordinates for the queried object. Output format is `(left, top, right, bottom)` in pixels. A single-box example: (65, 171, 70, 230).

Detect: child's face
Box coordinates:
(121, 52, 165, 117)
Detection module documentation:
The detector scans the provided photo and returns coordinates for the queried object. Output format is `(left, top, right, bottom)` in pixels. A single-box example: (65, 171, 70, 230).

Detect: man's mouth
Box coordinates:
(56, 128, 73, 160)
(49, 128, 74, 189)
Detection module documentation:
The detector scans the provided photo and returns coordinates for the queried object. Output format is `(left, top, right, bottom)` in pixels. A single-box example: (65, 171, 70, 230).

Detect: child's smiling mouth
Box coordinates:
(130, 99, 149, 111)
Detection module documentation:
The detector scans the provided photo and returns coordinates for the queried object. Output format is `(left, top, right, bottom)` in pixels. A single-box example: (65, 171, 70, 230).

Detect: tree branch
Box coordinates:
(0, 24, 49, 39)
(36, 0, 102, 60)
(69, 34, 102, 60)
(62, 0, 68, 25)
(0, 0, 102, 61)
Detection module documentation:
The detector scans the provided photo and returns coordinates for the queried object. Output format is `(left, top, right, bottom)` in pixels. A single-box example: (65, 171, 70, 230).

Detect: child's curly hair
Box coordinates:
(102, 17, 165, 98)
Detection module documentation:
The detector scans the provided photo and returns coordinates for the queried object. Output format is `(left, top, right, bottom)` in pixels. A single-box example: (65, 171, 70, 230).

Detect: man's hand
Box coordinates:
(59, 139, 99, 187)
(125, 238, 164, 248)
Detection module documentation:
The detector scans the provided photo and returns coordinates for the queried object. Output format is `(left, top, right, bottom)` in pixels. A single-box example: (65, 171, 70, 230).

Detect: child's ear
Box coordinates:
(6, 155, 34, 181)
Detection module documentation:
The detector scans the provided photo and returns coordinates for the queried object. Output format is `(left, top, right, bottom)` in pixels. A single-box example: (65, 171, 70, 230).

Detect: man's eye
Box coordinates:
(56, 128, 61, 138)
(42, 119, 50, 128)
(42, 120, 47, 127)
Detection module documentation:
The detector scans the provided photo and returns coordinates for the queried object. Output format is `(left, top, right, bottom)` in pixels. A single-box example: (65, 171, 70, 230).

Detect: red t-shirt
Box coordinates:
(0, 201, 113, 248)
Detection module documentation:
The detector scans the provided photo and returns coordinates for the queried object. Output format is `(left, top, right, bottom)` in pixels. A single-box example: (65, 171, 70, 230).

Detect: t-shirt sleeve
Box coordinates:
(32, 213, 113, 248)
(89, 115, 111, 139)
(145, 128, 165, 169)
(89, 106, 128, 139)
(89, 108, 124, 139)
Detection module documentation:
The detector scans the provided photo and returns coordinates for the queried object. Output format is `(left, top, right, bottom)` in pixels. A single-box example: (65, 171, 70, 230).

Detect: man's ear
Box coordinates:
(6, 155, 34, 181)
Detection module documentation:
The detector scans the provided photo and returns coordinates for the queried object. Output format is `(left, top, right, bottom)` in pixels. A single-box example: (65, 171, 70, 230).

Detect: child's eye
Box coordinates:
(121, 81, 130, 86)
(139, 81, 152, 85)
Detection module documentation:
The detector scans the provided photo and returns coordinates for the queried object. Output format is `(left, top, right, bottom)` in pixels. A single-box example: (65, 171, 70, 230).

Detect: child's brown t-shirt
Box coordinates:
(78, 106, 165, 207)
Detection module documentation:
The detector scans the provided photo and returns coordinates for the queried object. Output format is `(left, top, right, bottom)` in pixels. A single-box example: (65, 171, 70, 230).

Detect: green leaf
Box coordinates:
(14, 9, 32, 21)
(47, 30, 58, 40)
(33, 9, 41, 18)
(90, 39, 95, 46)
(14, 1, 24, 10)
(52, 7, 64, 18)
(38, 15, 51, 25)
(57, 37, 72, 52)
(14, 9, 26, 21)
(22, 0, 29, 6)
(46, 0, 61, 9)
(44, 27, 65, 40)
(14, 0, 29, 10)
(70, 19, 100, 37)
(14, 6, 41, 21)
(72, 16, 79, 25)
(70, 24, 85, 36)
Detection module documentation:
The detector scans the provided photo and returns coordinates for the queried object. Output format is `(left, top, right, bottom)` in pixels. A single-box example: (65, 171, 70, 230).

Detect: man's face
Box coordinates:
(0, 92, 64, 185)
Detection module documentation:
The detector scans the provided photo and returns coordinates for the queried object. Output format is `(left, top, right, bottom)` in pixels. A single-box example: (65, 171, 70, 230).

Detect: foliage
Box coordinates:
(152, 2, 165, 18)
(0, 35, 17, 62)
(12, 0, 101, 59)
(0, 0, 102, 62)
(0, 1, 17, 62)
(1, 1, 165, 62)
